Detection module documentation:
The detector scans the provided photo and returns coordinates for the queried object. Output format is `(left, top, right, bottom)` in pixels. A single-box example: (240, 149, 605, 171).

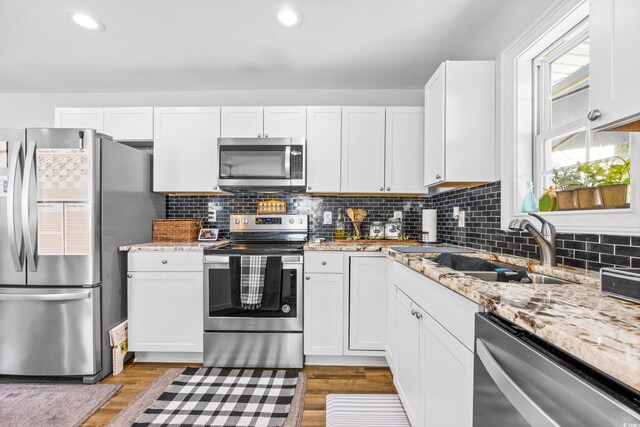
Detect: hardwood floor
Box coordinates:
(83, 362, 396, 426)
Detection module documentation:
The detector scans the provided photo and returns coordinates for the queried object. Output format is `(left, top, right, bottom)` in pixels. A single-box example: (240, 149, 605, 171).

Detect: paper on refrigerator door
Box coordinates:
(0, 141, 7, 168)
(37, 203, 65, 256)
(64, 203, 92, 256)
(36, 148, 91, 202)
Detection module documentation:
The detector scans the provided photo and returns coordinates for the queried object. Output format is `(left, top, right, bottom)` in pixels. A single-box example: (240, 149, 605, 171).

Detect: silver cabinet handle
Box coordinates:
(476, 339, 560, 427)
(21, 141, 37, 272)
(305, 275, 310, 280)
(161, 260, 168, 264)
(0, 290, 90, 302)
(379, 187, 384, 191)
(587, 109, 601, 121)
(386, 187, 391, 191)
(322, 261, 327, 265)
(127, 273, 133, 278)
(436, 174, 442, 180)
(7, 142, 24, 272)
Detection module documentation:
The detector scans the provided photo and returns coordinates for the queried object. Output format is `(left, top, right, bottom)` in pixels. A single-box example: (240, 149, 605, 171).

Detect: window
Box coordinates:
(533, 20, 631, 211)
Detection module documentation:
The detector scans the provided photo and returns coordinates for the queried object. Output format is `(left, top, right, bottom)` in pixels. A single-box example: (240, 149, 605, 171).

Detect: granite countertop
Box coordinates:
(119, 240, 230, 252)
(304, 241, 423, 252)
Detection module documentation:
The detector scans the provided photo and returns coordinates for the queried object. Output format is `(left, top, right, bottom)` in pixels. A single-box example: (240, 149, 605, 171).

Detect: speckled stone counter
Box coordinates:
(307, 241, 640, 392)
(304, 241, 422, 252)
(119, 240, 230, 252)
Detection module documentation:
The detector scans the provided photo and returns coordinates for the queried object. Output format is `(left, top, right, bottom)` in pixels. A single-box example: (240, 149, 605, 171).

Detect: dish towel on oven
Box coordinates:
(230, 256, 283, 311)
(240, 255, 268, 310)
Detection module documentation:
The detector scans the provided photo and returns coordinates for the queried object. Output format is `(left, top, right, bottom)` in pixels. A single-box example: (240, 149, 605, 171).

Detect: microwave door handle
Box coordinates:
(284, 146, 291, 179)
(476, 339, 560, 427)
(22, 140, 37, 272)
(7, 142, 24, 272)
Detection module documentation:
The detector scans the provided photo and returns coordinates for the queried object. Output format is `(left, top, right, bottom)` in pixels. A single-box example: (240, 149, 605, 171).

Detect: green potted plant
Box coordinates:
(575, 161, 604, 209)
(598, 157, 631, 208)
(551, 165, 581, 210)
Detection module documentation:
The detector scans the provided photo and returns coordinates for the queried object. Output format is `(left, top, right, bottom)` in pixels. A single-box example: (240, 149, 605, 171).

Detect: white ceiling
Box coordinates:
(0, 0, 508, 93)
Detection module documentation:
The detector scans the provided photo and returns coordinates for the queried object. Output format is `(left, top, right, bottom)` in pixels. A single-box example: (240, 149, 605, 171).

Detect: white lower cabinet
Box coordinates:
(384, 259, 397, 373)
(303, 273, 343, 356)
(349, 256, 387, 351)
(127, 252, 203, 358)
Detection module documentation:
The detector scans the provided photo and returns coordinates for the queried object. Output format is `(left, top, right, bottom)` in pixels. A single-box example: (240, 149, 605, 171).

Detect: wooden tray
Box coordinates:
(331, 239, 418, 244)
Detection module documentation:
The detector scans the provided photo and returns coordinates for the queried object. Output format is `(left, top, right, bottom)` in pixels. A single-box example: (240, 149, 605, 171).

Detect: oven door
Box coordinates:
(204, 255, 303, 332)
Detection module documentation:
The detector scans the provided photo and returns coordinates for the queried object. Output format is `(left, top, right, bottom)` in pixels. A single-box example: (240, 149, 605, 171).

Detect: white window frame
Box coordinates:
(500, 0, 640, 236)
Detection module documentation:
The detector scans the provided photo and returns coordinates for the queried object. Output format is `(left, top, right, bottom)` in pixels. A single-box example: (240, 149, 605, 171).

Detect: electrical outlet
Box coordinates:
(209, 209, 217, 223)
(323, 211, 332, 225)
(394, 211, 403, 220)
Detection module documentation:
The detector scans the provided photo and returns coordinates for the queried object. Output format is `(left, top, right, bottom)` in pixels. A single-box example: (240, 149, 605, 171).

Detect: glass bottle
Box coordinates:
(522, 181, 539, 213)
(335, 209, 345, 239)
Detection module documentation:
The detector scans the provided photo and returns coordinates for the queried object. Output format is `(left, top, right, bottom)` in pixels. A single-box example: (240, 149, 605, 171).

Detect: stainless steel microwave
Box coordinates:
(217, 137, 306, 192)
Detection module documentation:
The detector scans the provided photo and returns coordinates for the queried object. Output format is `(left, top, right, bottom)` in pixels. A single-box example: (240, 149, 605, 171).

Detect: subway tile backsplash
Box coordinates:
(167, 181, 640, 271)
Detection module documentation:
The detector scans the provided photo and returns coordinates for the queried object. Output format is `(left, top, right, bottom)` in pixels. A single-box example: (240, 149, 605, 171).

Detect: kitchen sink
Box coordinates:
(461, 271, 570, 285)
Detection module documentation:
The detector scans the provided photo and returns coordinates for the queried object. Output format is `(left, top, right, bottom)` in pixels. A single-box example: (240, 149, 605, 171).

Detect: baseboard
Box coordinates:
(134, 351, 203, 363)
(305, 355, 388, 366)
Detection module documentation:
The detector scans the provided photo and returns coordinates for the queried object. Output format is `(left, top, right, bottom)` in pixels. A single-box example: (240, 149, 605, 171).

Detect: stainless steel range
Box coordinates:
(203, 214, 307, 368)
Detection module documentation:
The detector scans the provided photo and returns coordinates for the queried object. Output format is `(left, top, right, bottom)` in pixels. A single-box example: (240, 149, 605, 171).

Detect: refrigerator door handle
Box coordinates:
(22, 140, 37, 272)
(7, 142, 24, 272)
(476, 338, 560, 427)
(0, 290, 91, 302)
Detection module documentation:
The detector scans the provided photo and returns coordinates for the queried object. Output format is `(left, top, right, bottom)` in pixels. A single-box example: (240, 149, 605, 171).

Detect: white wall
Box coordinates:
(459, 0, 557, 179)
(0, 89, 423, 128)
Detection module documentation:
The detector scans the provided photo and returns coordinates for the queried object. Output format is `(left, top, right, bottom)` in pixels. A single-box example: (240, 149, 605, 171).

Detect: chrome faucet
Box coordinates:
(508, 213, 557, 266)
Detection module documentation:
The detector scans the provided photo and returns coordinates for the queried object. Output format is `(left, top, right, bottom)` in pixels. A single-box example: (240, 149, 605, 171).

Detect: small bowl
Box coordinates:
(313, 237, 326, 244)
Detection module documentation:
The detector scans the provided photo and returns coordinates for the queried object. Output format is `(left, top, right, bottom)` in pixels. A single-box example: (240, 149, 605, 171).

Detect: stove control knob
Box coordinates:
(289, 219, 295, 224)
(234, 219, 240, 224)
(243, 219, 249, 224)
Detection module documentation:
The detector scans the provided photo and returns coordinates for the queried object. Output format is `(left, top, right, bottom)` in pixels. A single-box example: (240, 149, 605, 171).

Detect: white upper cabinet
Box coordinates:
(104, 107, 154, 140)
(590, 0, 640, 129)
(54, 108, 104, 133)
(424, 61, 495, 187)
(221, 107, 264, 137)
(341, 107, 386, 193)
(306, 106, 342, 193)
(385, 107, 425, 194)
(153, 107, 221, 193)
(263, 106, 307, 138)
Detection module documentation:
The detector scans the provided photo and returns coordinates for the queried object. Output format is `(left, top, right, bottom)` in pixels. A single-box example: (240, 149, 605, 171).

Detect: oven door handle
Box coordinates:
(476, 339, 560, 427)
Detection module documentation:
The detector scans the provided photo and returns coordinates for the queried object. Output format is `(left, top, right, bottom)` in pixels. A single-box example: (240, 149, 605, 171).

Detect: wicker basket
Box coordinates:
(152, 219, 203, 242)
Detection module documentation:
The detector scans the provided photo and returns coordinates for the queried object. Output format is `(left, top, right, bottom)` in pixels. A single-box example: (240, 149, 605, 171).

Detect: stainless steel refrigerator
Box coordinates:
(0, 128, 163, 383)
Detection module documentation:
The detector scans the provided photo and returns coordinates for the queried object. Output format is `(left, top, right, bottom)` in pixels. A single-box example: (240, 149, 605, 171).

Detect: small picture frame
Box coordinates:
(198, 228, 219, 241)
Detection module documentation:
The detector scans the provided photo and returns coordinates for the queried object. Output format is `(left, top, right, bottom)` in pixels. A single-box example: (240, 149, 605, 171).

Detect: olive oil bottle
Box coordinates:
(335, 209, 345, 239)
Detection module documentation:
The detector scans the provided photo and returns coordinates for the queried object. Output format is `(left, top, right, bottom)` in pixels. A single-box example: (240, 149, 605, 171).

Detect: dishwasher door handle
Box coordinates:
(476, 338, 560, 427)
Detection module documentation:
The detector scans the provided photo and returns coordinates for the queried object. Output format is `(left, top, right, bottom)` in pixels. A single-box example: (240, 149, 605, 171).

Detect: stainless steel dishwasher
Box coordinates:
(473, 313, 640, 426)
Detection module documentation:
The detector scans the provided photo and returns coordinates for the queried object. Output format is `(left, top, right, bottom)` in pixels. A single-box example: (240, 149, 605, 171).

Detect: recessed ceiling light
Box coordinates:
(66, 10, 105, 32)
(275, 7, 302, 28)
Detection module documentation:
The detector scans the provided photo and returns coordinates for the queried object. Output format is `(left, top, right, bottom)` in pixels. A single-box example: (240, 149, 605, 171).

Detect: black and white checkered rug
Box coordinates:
(132, 367, 299, 427)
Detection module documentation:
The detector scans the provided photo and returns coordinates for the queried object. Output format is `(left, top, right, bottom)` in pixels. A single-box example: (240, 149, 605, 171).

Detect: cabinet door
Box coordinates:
(104, 107, 154, 140)
(394, 290, 422, 426)
(590, 0, 640, 129)
(153, 107, 221, 192)
(349, 256, 387, 351)
(264, 106, 307, 138)
(422, 312, 474, 427)
(341, 107, 386, 193)
(220, 107, 264, 137)
(54, 108, 104, 133)
(128, 271, 203, 353)
(303, 273, 343, 356)
(385, 261, 397, 373)
(306, 106, 342, 193)
(424, 63, 446, 186)
(385, 107, 425, 194)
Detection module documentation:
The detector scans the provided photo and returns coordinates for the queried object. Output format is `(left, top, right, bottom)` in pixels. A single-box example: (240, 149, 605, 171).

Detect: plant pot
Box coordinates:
(576, 187, 602, 209)
(556, 190, 578, 210)
(600, 184, 628, 208)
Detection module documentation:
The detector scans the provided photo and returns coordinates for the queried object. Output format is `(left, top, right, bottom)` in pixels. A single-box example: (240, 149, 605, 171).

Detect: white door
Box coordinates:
(394, 290, 422, 426)
(54, 108, 104, 133)
(349, 256, 387, 351)
(424, 63, 446, 186)
(128, 271, 203, 353)
(385, 107, 425, 194)
(263, 106, 307, 138)
(422, 312, 474, 427)
(341, 107, 386, 193)
(153, 107, 221, 192)
(590, 0, 640, 129)
(220, 107, 264, 137)
(303, 273, 343, 356)
(306, 106, 342, 193)
(104, 107, 154, 140)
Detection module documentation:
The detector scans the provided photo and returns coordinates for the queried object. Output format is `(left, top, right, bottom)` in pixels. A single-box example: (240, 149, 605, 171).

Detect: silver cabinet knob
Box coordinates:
(161, 260, 168, 264)
(415, 312, 423, 319)
(322, 261, 327, 265)
(305, 276, 310, 280)
(258, 133, 262, 137)
(213, 186, 218, 190)
(308, 186, 312, 190)
(379, 187, 384, 191)
(386, 187, 391, 191)
(410, 309, 416, 316)
(265, 133, 269, 137)
(127, 273, 133, 278)
(587, 109, 601, 121)
(436, 174, 442, 180)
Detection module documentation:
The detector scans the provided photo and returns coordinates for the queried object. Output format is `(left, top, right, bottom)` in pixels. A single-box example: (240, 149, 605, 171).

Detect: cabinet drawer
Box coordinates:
(128, 251, 203, 272)
(304, 252, 344, 273)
